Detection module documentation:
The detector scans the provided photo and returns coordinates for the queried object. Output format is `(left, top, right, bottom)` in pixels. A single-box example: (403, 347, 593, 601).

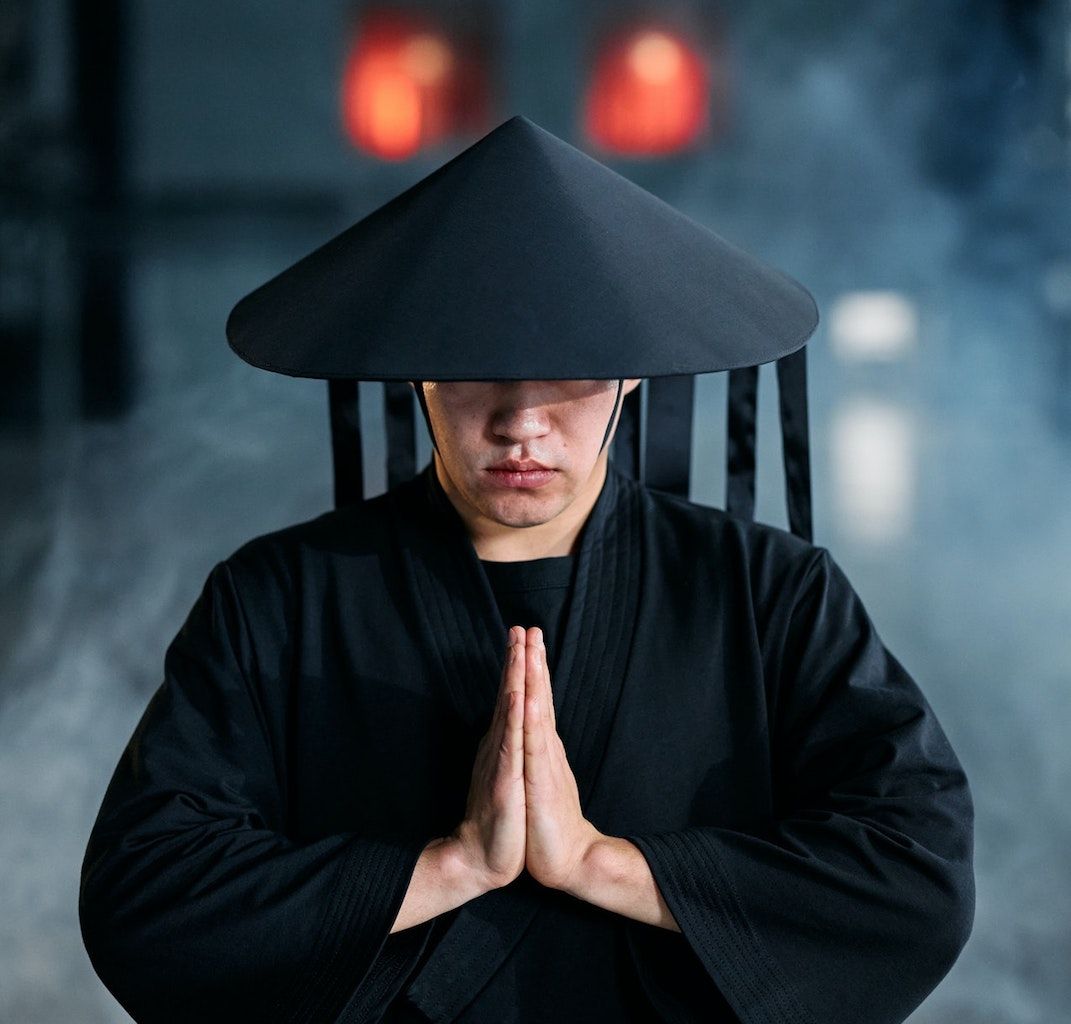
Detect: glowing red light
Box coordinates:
(583, 25, 711, 155)
(341, 8, 485, 160)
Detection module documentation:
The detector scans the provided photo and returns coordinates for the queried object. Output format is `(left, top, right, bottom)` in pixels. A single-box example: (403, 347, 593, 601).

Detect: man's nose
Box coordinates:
(491, 385, 553, 440)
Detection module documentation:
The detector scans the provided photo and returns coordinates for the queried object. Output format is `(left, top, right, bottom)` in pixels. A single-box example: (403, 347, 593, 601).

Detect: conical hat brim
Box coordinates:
(226, 114, 818, 381)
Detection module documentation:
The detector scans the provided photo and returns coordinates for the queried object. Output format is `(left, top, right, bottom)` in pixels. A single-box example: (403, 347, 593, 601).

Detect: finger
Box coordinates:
(524, 637, 550, 771)
(527, 626, 555, 733)
(536, 627, 557, 732)
(504, 630, 526, 780)
(530, 629, 568, 776)
(525, 626, 546, 700)
(524, 694, 550, 791)
(490, 627, 517, 745)
(499, 626, 520, 688)
(499, 626, 524, 726)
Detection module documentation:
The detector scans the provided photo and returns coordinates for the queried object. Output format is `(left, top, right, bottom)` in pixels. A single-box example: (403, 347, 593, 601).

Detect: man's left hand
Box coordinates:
(520, 626, 603, 892)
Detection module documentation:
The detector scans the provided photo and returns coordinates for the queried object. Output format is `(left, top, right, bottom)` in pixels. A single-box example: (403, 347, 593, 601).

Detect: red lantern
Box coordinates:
(583, 23, 711, 155)
(341, 6, 489, 160)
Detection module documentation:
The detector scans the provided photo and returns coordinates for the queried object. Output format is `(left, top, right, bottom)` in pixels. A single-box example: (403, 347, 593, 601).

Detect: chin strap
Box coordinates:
(599, 379, 624, 454)
(412, 379, 438, 455)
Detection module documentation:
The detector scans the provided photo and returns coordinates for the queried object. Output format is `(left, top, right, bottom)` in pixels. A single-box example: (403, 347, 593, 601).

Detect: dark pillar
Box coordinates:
(73, 0, 133, 417)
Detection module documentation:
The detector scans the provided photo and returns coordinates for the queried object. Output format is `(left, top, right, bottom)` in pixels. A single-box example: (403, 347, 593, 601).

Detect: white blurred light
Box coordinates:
(831, 397, 914, 543)
(829, 291, 918, 361)
(1042, 262, 1071, 314)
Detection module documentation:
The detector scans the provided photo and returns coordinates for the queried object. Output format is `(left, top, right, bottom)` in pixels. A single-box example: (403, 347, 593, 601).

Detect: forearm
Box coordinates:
(561, 834, 681, 931)
(390, 836, 494, 933)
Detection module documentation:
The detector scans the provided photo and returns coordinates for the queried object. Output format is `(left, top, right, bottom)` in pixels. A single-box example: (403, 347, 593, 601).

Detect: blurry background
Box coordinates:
(2, 1, 1069, 1021)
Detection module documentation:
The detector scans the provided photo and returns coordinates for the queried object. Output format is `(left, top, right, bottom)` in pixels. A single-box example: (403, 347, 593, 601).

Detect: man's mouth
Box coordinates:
(487, 459, 551, 472)
(485, 463, 557, 489)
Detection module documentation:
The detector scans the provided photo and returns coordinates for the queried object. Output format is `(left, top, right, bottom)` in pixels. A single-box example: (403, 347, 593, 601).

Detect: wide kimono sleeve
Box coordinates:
(622, 546, 975, 1024)
(79, 556, 435, 1024)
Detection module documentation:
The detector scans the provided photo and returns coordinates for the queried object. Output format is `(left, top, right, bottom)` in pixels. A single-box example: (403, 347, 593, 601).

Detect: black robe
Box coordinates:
(79, 461, 975, 1024)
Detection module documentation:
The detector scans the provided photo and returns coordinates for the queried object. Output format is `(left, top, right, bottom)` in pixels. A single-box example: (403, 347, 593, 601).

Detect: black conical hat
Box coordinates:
(224, 113, 818, 544)
(226, 114, 817, 380)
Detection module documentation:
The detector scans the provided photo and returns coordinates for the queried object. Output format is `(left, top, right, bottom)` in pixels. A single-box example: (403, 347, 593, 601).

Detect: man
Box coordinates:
(80, 116, 974, 1024)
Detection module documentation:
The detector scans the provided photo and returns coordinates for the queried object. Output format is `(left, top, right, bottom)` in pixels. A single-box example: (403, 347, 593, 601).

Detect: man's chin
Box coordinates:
(480, 492, 566, 528)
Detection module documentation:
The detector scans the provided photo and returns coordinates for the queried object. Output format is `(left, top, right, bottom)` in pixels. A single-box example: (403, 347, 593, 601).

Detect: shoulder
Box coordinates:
(211, 489, 397, 606)
(634, 479, 826, 598)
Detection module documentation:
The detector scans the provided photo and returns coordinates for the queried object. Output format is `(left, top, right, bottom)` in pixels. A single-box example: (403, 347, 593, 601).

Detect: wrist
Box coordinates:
(436, 833, 505, 899)
(559, 826, 610, 899)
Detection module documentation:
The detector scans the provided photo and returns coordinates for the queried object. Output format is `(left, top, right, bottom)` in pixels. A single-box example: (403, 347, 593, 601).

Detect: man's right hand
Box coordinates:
(450, 625, 527, 892)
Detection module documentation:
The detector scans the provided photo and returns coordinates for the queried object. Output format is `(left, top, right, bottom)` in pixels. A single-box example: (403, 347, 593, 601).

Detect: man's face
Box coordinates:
(418, 378, 642, 529)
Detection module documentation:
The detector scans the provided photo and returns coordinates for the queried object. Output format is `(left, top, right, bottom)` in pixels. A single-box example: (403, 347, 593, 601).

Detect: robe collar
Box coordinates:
(386, 458, 645, 1022)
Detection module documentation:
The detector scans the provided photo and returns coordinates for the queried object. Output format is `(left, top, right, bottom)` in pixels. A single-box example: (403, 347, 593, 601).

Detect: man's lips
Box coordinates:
(487, 460, 551, 471)
(484, 463, 557, 489)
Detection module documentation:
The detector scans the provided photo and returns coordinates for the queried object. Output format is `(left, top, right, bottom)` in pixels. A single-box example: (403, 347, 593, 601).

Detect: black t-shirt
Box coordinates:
(478, 553, 577, 675)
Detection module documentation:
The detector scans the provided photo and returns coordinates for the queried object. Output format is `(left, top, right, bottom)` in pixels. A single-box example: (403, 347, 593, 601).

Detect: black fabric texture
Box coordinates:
(80, 463, 974, 1023)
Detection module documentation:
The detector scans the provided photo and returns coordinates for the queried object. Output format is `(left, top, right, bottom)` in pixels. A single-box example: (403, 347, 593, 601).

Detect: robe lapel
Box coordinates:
(389, 461, 644, 1023)
(394, 464, 507, 735)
